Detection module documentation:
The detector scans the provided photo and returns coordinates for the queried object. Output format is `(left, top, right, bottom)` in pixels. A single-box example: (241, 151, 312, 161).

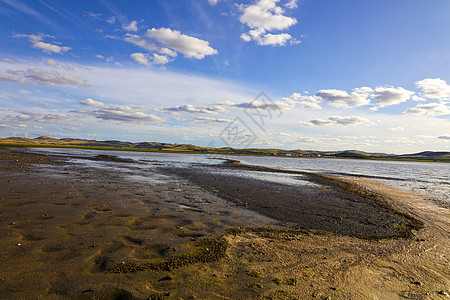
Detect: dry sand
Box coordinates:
(0, 147, 448, 299)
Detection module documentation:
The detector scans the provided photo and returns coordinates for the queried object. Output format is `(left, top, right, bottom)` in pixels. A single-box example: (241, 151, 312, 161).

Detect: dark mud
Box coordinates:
(159, 160, 422, 238)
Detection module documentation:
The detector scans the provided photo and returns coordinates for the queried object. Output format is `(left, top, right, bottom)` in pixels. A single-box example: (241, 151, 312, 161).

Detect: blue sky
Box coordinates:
(1, 0, 449, 153)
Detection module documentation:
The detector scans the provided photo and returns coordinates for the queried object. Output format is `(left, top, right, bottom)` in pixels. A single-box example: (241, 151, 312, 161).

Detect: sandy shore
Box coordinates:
(0, 147, 448, 299)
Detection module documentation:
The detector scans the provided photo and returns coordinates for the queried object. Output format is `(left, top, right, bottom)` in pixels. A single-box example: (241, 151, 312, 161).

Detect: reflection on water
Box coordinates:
(207, 168, 322, 188)
(215, 154, 450, 203)
(29, 147, 450, 204)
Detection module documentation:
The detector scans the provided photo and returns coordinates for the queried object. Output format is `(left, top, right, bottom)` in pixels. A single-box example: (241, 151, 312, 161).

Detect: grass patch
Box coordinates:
(246, 270, 261, 277)
(108, 237, 227, 274)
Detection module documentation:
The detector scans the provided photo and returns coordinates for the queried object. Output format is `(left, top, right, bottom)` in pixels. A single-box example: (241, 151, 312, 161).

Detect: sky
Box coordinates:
(0, 0, 450, 154)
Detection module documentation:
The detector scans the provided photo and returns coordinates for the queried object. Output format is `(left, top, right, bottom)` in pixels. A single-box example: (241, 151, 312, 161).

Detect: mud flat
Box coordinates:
(0, 147, 448, 299)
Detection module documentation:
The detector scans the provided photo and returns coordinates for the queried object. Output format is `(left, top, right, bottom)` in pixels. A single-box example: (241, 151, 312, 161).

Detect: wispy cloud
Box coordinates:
(14, 33, 71, 54)
(74, 99, 165, 124)
(190, 116, 233, 124)
(2, 111, 76, 124)
(299, 116, 374, 127)
(0, 68, 87, 86)
(404, 102, 450, 116)
(1, 0, 55, 26)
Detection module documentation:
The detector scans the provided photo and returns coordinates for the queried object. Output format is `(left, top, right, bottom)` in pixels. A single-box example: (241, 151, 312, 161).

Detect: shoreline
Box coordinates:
(1, 143, 449, 163)
(0, 148, 448, 299)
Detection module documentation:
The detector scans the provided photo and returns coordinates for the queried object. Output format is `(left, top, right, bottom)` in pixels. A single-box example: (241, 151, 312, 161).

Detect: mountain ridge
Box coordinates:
(0, 136, 449, 162)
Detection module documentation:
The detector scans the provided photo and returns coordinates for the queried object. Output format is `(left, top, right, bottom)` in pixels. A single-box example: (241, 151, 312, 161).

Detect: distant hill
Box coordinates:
(0, 136, 449, 162)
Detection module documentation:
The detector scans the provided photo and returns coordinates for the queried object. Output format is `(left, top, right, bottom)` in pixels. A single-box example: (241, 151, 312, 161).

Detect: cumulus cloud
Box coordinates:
(299, 116, 373, 127)
(124, 34, 158, 52)
(411, 95, 426, 102)
(295, 85, 416, 109)
(239, 0, 298, 46)
(130, 53, 172, 66)
(14, 33, 71, 54)
(155, 96, 295, 116)
(283, 92, 322, 109)
(76, 99, 164, 124)
(130, 53, 151, 66)
(416, 78, 450, 101)
(371, 86, 414, 107)
(122, 20, 138, 31)
(315, 87, 372, 108)
(146, 27, 218, 59)
(404, 103, 450, 116)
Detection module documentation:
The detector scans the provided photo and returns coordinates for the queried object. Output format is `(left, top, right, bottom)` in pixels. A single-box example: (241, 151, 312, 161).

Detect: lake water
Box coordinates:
(30, 148, 450, 205)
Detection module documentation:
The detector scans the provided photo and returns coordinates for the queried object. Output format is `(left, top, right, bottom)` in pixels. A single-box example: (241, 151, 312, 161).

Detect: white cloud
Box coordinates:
(124, 34, 159, 52)
(258, 33, 292, 46)
(13, 33, 47, 43)
(32, 42, 71, 54)
(239, 0, 298, 46)
(3, 111, 76, 124)
(122, 20, 138, 32)
(14, 33, 71, 54)
(106, 16, 116, 25)
(190, 117, 233, 124)
(315, 87, 372, 108)
(130, 53, 151, 66)
(130, 53, 172, 66)
(152, 53, 171, 65)
(371, 86, 414, 108)
(0, 68, 87, 86)
(208, 0, 220, 5)
(299, 116, 374, 127)
(44, 59, 59, 66)
(155, 103, 229, 115)
(146, 27, 218, 59)
(26, 68, 87, 86)
(416, 78, 450, 101)
(159, 47, 178, 57)
(0, 73, 28, 84)
(76, 99, 164, 124)
(285, 0, 298, 9)
(404, 103, 450, 116)
(412, 95, 426, 102)
(283, 92, 322, 109)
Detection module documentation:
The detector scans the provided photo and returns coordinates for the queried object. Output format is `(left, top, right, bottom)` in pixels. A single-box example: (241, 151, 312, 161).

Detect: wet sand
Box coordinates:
(0, 147, 449, 299)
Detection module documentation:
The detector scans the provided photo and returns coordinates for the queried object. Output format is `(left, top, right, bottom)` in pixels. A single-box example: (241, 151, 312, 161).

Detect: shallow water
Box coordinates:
(30, 148, 450, 204)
